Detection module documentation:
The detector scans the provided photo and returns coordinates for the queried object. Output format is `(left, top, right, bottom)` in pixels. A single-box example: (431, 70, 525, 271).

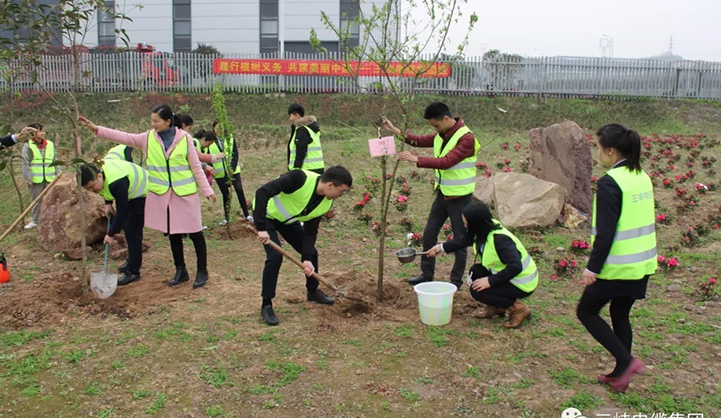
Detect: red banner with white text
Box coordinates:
(213, 59, 450, 78)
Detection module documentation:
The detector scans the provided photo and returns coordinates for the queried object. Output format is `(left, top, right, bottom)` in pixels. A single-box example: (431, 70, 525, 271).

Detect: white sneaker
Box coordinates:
(201, 225, 209, 231)
(246, 215, 253, 222)
(218, 219, 228, 226)
(24, 221, 37, 230)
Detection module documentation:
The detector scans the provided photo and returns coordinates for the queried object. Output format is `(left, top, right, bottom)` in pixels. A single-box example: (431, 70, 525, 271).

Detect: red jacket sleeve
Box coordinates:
(404, 132, 436, 148)
(416, 133, 477, 170)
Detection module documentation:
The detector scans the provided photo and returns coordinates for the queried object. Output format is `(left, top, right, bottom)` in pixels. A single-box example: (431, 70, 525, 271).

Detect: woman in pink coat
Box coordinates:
(78, 104, 217, 289)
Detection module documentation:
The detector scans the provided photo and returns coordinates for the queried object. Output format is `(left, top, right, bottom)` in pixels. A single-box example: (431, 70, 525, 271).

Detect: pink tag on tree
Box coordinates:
(368, 136, 396, 157)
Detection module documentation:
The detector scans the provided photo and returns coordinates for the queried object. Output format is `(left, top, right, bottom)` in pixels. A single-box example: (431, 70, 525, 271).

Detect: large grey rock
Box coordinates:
(473, 177, 494, 206)
(37, 175, 107, 252)
(529, 121, 593, 214)
(489, 172, 566, 228)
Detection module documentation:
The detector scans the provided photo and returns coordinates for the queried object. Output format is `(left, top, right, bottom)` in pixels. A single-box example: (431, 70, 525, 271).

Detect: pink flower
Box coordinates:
(667, 257, 679, 267)
(709, 277, 717, 285)
(657, 255, 666, 263)
(550, 274, 558, 281)
(656, 214, 667, 222)
(397, 195, 407, 203)
(559, 260, 567, 268)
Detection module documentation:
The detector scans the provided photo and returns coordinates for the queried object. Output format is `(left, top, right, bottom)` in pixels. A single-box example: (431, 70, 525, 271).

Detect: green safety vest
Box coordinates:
(473, 223, 539, 293)
(99, 159, 148, 202)
(433, 125, 480, 196)
(145, 130, 198, 197)
(254, 170, 333, 224)
(288, 126, 324, 171)
(28, 141, 56, 183)
(105, 144, 133, 163)
(197, 140, 240, 179)
(592, 166, 657, 280)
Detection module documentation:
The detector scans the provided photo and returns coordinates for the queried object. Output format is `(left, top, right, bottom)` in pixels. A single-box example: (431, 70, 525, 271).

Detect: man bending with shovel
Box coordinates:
(80, 159, 147, 286)
(253, 166, 352, 326)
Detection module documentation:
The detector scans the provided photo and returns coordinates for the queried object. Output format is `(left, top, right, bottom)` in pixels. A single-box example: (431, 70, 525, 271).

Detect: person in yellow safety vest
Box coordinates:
(428, 201, 538, 328)
(252, 166, 353, 326)
(382, 102, 481, 289)
(77, 105, 217, 290)
(577, 124, 656, 394)
(20, 123, 56, 230)
(80, 160, 148, 286)
(287, 103, 324, 174)
(105, 144, 136, 163)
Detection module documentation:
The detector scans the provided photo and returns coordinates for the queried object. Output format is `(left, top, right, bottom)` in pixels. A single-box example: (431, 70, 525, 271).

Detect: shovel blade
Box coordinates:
(90, 272, 118, 299)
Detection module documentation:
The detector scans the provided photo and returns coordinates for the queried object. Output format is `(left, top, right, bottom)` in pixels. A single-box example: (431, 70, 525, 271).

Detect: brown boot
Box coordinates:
(473, 305, 506, 319)
(504, 300, 531, 328)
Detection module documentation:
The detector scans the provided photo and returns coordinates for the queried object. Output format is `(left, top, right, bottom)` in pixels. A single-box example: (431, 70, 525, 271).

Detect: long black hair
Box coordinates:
(151, 104, 182, 128)
(462, 201, 501, 248)
(78, 163, 101, 186)
(597, 123, 642, 173)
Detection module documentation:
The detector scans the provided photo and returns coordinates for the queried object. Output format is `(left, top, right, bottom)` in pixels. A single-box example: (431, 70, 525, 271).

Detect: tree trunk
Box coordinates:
(8, 160, 26, 226)
(377, 155, 387, 302)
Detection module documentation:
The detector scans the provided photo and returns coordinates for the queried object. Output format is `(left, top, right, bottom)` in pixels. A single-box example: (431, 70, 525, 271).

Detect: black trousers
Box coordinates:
(123, 197, 145, 275)
(468, 264, 532, 309)
(168, 232, 207, 271)
(216, 173, 250, 219)
(576, 276, 649, 372)
(420, 192, 471, 285)
(259, 218, 319, 300)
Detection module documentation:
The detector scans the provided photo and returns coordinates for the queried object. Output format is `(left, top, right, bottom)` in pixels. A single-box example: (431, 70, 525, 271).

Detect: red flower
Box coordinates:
(559, 260, 567, 268)
(710, 277, 717, 285)
(656, 213, 667, 222)
(657, 255, 666, 263)
(397, 195, 407, 203)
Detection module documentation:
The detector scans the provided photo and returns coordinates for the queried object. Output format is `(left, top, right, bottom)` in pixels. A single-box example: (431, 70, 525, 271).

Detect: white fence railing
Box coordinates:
(3, 52, 721, 99)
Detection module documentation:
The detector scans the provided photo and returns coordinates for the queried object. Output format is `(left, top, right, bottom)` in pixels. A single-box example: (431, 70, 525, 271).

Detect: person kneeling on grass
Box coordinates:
(253, 166, 353, 326)
(427, 201, 538, 328)
(80, 159, 148, 286)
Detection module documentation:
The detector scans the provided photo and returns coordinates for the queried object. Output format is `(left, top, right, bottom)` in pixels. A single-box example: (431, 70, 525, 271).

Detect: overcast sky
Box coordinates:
(420, 0, 721, 61)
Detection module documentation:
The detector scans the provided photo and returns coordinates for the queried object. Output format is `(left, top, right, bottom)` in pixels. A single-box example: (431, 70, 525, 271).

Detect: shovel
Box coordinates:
(395, 248, 430, 264)
(242, 223, 367, 304)
(90, 220, 118, 299)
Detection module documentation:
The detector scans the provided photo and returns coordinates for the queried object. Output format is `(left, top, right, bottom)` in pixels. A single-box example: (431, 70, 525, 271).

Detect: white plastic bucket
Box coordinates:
(413, 282, 457, 326)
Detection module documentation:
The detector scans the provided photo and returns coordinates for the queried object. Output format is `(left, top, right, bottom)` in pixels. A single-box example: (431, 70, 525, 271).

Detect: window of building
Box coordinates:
(260, 0, 278, 54)
(173, 0, 191, 52)
(98, 0, 116, 47)
(340, 0, 360, 48)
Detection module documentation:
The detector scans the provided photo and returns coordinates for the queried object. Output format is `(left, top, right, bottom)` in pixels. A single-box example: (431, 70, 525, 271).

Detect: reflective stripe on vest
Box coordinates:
(199, 141, 240, 179)
(474, 223, 538, 293)
(105, 144, 133, 162)
(145, 131, 198, 197)
(99, 159, 148, 201)
(255, 170, 333, 224)
(591, 166, 657, 280)
(28, 141, 56, 183)
(288, 126, 324, 171)
(433, 125, 480, 195)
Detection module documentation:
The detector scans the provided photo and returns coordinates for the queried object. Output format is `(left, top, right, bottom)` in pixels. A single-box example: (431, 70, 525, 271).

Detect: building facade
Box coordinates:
(84, 0, 388, 54)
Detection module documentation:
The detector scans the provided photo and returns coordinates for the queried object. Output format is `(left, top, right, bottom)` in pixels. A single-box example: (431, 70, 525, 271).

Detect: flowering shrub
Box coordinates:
(500, 142, 508, 150)
(693, 277, 717, 301)
(442, 224, 453, 240)
(410, 170, 422, 180)
(570, 240, 590, 254)
(399, 180, 411, 197)
(399, 217, 414, 232)
(475, 162, 488, 170)
(394, 195, 408, 212)
(371, 221, 388, 237)
(656, 213, 672, 225)
(354, 199, 368, 211)
(553, 257, 579, 279)
(407, 232, 422, 247)
(513, 143, 521, 151)
(681, 228, 699, 247)
(502, 167, 513, 173)
(364, 176, 381, 194)
(658, 255, 679, 270)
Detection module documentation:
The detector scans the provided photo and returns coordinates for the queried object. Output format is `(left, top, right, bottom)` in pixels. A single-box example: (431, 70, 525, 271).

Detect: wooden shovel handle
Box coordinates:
(0, 174, 63, 244)
(244, 223, 340, 292)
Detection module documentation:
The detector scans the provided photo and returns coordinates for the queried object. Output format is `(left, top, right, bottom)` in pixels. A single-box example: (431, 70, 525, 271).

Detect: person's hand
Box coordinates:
(77, 116, 98, 134)
(581, 270, 597, 286)
(398, 151, 419, 163)
(302, 260, 315, 277)
(207, 194, 216, 203)
(204, 165, 214, 174)
(471, 276, 491, 292)
(380, 116, 402, 136)
(17, 127, 39, 141)
(257, 230, 271, 245)
(103, 234, 113, 245)
(427, 244, 444, 258)
(212, 153, 225, 163)
(105, 204, 115, 217)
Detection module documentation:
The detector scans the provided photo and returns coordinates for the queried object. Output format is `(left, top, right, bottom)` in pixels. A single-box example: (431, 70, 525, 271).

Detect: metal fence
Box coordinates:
(3, 52, 721, 99)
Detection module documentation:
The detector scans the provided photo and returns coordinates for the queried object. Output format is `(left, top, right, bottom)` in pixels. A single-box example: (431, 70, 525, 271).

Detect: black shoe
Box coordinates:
(261, 305, 279, 326)
(307, 289, 335, 305)
(117, 272, 140, 286)
(168, 266, 189, 286)
(408, 274, 432, 286)
(193, 270, 208, 289)
(451, 281, 463, 290)
(117, 261, 129, 274)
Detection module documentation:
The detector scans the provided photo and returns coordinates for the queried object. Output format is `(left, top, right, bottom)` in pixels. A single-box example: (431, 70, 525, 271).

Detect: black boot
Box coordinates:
(261, 305, 279, 326)
(307, 289, 335, 305)
(407, 274, 432, 286)
(117, 272, 140, 286)
(117, 261, 129, 274)
(193, 269, 208, 289)
(168, 266, 189, 286)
